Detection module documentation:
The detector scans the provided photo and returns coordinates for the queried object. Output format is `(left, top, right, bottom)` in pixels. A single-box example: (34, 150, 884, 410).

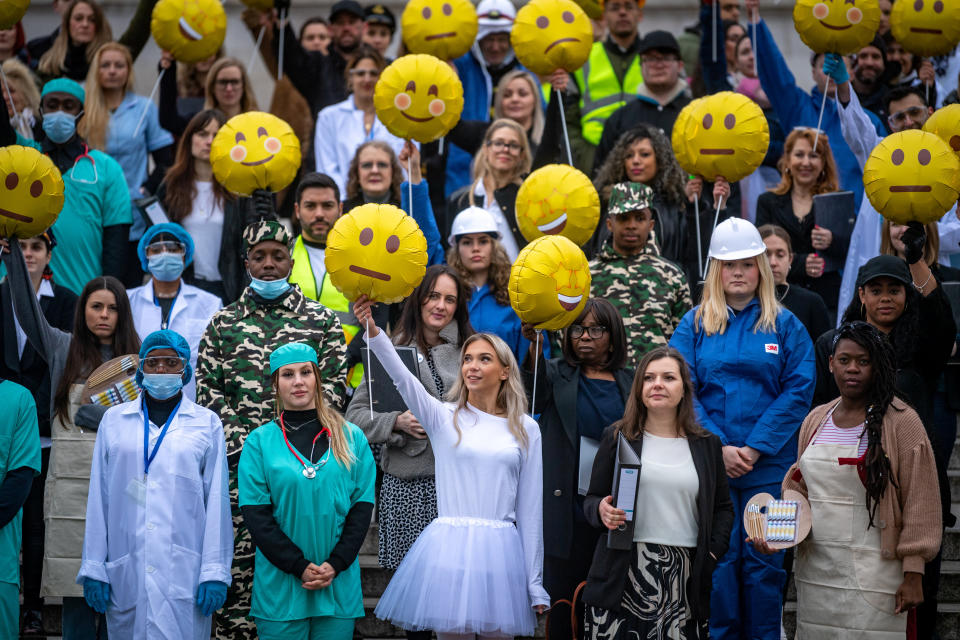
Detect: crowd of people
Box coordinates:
(0, 0, 959, 638)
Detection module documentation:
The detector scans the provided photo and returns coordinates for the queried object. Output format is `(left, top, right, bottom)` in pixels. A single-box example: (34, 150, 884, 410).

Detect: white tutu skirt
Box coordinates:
(375, 516, 537, 635)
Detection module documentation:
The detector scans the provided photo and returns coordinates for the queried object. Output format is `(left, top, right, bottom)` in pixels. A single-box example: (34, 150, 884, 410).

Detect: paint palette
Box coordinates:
(743, 490, 812, 550)
(81, 355, 142, 407)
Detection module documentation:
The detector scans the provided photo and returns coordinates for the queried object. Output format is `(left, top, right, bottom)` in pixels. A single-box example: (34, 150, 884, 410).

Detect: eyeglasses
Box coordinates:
(216, 78, 242, 88)
(360, 160, 389, 170)
(141, 356, 186, 373)
(887, 105, 927, 128)
(486, 140, 522, 153)
(145, 241, 185, 256)
(569, 325, 608, 339)
(349, 69, 380, 78)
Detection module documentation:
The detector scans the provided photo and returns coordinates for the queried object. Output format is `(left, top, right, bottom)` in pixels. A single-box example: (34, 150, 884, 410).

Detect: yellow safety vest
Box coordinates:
(290, 236, 364, 388)
(573, 42, 644, 146)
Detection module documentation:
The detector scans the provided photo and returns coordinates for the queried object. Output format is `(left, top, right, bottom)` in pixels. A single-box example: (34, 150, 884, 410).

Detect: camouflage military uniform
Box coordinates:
(196, 224, 347, 639)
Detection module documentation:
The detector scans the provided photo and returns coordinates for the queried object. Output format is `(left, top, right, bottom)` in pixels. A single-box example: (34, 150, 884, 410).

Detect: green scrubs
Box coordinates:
(238, 420, 375, 626)
(0, 381, 42, 639)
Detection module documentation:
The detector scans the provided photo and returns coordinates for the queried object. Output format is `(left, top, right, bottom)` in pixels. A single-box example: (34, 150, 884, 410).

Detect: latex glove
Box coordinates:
(822, 53, 849, 85)
(83, 579, 110, 614)
(74, 404, 108, 431)
(901, 221, 926, 265)
(196, 581, 228, 617)
(251, 189, 276, 221)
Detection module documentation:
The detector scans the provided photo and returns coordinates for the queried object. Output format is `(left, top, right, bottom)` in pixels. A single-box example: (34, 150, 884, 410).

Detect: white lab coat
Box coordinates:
(127, 282, 221, 401)
(77, 396, 232, 640)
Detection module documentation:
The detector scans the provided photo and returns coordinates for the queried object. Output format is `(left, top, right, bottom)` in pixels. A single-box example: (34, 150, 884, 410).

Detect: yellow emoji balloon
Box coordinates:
(0, 146, 65, 239)
(0, 0, 29, 30)
(511, 0, 593, 75)
(509, 236, 591, 330)
(863, 130, 960, 224)
(671, 92, 770, 182)
(210, 112, 301, 195)
(401, 0, 478, 61)
(793, 0, 881, 54)
(923, 104, 960, 154)
(325, 204, 428, 303)
(516, 164, 600, 245)
(374, 54, 464, 143)
(890, 0, 960, 56)
(150, 0, 226, 63)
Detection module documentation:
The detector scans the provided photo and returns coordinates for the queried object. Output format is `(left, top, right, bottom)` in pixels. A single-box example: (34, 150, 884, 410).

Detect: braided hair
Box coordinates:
(831, 321, 900, 528)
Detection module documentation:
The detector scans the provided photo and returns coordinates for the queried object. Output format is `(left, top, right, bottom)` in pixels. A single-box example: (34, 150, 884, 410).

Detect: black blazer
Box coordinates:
(523, 359, 634, 559)
(445, 182, 524, 251)
(581, 425, 733, 620)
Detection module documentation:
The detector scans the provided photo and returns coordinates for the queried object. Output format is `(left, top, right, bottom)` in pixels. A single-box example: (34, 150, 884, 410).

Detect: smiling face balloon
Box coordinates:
(890, 0, 960, 56)
(923, 104, 960, 154)
(511, 0, 593, 75)
(671, 92, 770, 182)
(374, 54, 464, 143)
(151, 0, 226, 63)
(0, 0, 29, 30)
(324, 204, 428, 303)
(402, 0, 478, 61)
(509, 235, 591, 330)
(516, 164, 600, 245)
(0, 146, 65, 239)
(863, 130, 960, 224)
(793, 0, 881, 54)
(210, 112, 301, 196)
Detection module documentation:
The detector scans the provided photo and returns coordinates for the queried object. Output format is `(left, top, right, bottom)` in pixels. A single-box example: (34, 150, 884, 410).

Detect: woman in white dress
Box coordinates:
(353, 295, 549, 638)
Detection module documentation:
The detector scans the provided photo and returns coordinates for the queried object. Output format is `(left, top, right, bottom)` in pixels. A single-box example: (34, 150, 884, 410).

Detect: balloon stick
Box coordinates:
(813, 77, 829, 152)
(694, 193, 703, 279)
(248, 25, 266, 73)
(531, 330, 541, 417)
(366, 316, 374, 420)
(712, 1, 718, 63)
(0, 65, 24, 138)
(133, 68, 165, 138)
(556, 88, 574, 166)
(407, 154, 414, 216)
(277, 9, 286, 82)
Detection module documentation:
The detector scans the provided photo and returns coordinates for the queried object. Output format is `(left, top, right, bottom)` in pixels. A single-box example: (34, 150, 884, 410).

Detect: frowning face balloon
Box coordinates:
(401, 0, 478, 61)
(0, 145, 65, 238)
(150, 0, 226, 63)
(325, 203, 428, 303)
(863, 130, 960, 224)
(923, 104, 960, 154)
(509, 235, 591, 330)
(0, 0, 29, 30)
(516, 164, 600, 245)
(511, 0, 593, 75)
(793, 0, 881, 54)
(671, 91, 770, 182)
(210, 112, 301, 195)
(890, 0, 960, 56)
(374, 54, 464, 143)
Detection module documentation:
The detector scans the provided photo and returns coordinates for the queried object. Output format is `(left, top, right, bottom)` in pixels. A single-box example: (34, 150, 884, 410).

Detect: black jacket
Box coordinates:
(777, 283, 832, 343)
(275, 22, 348, 118)
(524, 359, 634, 559)
(581, 425, 733, 619)
(445, 182, 524, 251)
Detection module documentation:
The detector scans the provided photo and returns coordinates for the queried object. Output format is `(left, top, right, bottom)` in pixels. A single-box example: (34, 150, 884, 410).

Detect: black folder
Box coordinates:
(607, 433, 642, 550)
(812, 191, 856, 272)
(360, 346, 420, 413)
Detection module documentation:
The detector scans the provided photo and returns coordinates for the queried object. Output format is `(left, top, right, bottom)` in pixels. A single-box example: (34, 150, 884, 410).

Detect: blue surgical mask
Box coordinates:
(140, 373, 183, 400)
(42, 111, 77, 144)
(147, 253, 185, 282)
(249, 275, 291, 299)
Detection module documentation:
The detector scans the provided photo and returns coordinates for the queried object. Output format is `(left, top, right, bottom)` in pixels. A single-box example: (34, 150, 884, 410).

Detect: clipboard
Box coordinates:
(607, 433, 641, 550)
(812, 191, 855, 272)
(360, 346, 420, 413)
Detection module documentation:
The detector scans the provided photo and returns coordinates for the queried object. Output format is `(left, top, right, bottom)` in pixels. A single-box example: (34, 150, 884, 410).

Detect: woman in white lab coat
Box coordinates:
(77, 329, 233, 639)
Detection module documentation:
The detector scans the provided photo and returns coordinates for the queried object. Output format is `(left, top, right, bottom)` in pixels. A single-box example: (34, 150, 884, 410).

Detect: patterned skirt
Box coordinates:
(377, 472, 438, 570)
(585, 542, 707, 640)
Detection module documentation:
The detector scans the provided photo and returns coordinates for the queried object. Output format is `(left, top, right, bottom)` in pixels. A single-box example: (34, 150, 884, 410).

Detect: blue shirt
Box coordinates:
(576, 375, 624, 441)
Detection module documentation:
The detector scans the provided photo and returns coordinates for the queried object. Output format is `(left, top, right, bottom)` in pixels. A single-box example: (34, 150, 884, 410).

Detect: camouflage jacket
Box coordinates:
(589, 241, 692, 368)
(196, 285, 348, 461)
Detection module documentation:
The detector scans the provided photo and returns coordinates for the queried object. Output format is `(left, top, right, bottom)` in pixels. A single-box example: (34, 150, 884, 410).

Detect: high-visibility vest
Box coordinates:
(290, 236, 363, 388)
(573, 42, 643, 146)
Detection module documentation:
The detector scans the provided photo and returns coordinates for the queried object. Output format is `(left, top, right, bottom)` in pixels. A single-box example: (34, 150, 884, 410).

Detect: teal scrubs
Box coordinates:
(0, 381, 42, 639)
(238, 420, 375, 625)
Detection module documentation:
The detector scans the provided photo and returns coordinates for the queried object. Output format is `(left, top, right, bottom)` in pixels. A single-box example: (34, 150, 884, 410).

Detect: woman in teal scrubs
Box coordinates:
(238, 343, 375, 640)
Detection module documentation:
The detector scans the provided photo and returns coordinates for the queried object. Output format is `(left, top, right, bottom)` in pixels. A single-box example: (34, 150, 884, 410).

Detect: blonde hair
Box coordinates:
(468, 118, 531, 206)
(446, 333, 530, 451)
(204, 57, 258, 113)
(38, 0, 113, 80)
(272, 362, 355, 468)
(1, 58, 40, 115)
(80, 42, 134, 150)
(695, 254, 780, 335)
(492, 70, 545, 146)
(881, 219, 939, 268)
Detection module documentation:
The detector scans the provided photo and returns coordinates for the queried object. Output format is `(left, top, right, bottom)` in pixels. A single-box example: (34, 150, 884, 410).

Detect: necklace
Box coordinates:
(279, 413, 330, 479)
(281, 416, 318, 432)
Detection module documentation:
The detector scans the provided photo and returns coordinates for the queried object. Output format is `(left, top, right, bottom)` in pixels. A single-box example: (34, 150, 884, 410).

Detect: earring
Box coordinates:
(861, 303, 865, 318)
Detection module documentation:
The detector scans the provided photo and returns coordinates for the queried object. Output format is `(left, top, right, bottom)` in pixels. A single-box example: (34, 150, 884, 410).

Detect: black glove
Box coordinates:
(74, 404, 108, 431)
(251, 189, 276, 221)
(901, 221, 926, 265)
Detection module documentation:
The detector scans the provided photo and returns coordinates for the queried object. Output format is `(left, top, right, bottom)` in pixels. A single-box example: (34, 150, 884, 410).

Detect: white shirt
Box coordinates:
(633, 433, 700, 547)
(15, 279, 53, 359)
(304, 243, 326, 293)
(475, 181, 519, 260)
(180, 181, 224, 282)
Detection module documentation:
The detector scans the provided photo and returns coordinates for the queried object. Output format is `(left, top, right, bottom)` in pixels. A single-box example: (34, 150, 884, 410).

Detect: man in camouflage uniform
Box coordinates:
(196, 220, 347, 639)
(589, 182, 692, 368)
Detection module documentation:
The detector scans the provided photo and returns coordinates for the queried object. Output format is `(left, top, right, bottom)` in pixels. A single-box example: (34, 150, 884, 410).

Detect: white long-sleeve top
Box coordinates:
(367, 328, 550, 607)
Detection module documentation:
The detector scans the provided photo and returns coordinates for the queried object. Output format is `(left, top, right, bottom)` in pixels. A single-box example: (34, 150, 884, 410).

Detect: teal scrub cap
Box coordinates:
(269, 343, 318, 374)
(41, 78, 85, 103)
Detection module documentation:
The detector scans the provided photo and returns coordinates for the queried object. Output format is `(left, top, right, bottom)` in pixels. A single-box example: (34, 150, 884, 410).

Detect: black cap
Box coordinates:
(855, 255, 912, 288)
(364, 4, 396, 30)
(639, 30, 681, 56)
(330, 0, 364, 21)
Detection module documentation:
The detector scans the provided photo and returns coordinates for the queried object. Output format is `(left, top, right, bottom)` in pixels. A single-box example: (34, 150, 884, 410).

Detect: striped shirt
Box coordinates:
(813, 412, 868, 456)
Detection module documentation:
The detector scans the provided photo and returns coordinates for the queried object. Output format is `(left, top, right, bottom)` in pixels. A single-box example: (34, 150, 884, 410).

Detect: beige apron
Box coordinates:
(795, 421, 906, 639)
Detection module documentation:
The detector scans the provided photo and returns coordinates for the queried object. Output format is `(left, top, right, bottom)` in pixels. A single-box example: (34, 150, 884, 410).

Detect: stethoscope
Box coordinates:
(69, 143, 98, 185)
(279, 412, 331, 479)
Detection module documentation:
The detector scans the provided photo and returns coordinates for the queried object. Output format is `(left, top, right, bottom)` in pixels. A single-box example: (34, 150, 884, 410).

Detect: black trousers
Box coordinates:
(21, 447, 50, 611)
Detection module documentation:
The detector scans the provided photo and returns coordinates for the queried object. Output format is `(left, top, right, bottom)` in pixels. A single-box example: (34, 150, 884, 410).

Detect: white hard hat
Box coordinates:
(448, 207, 501, 247)
(476, 0, 516, 40)
(707, 217, 766, 261)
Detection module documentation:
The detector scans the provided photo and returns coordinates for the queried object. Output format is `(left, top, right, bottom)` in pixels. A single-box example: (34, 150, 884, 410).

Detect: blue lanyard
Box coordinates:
(142, 396, 181, 477)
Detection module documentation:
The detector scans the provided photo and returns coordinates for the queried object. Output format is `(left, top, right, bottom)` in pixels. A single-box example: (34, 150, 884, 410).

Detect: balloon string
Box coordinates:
(712, 1, 718, 64)
(439, 135, 444, 156)
(366, 316, 373, 420)
(248, 25, 266, 74)
(406, 153, 413, 217)
(531, 330, 541, 418)
(556, 88, 574, 166)
(133, 68, 164, 138)
(813, 77, 829, 153)
(277, 9, 286, 82)
(0, 65, 23, 139)
(694, 194, 703, 280)
(752, 20, 758, 77)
